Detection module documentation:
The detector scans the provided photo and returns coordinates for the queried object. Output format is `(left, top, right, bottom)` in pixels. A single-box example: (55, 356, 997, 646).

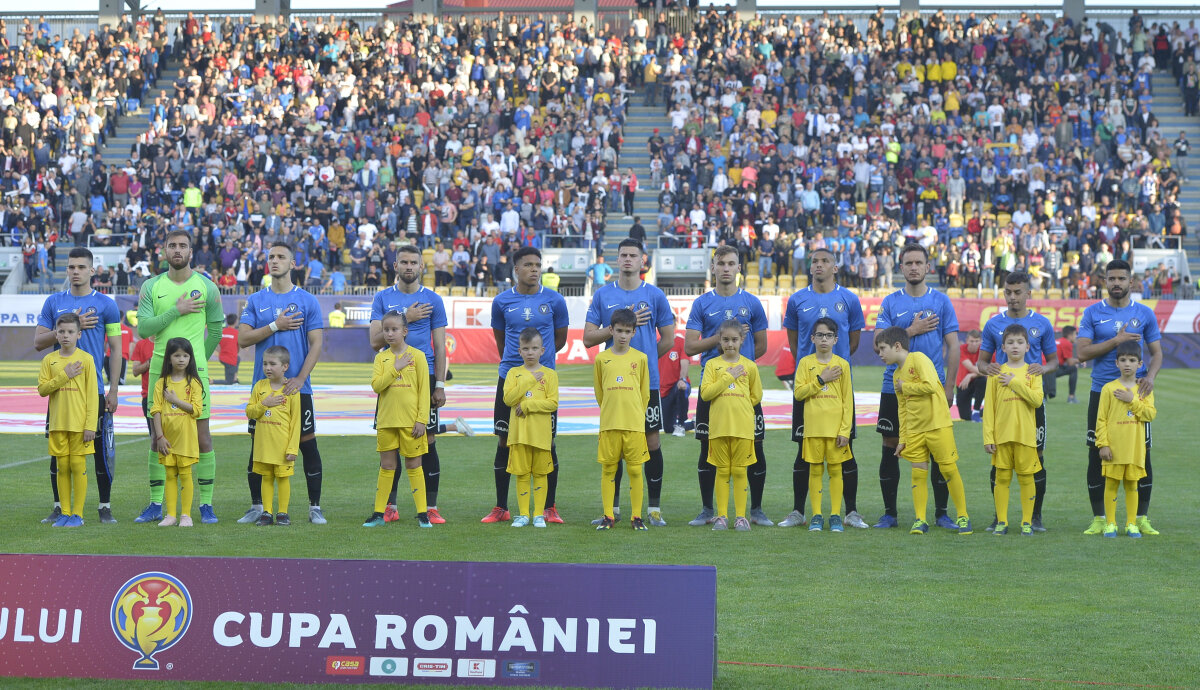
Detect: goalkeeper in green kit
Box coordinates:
(135, 230, 225, 523)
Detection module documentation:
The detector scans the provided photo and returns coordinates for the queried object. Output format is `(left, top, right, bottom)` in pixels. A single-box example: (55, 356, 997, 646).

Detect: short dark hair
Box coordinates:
(1106, 259, 1132, 275)
(1002, 324, 1029, 343)
(967, 329, 982, 339)
(1062, 325, 1077, 337)
(809, 247, 835, 261)
(617, 238, 644, 254)
(165, 229, 193, 245)
(225, 313, 237, 326)
(812, 317, 838, 336)
(263, 345, 291, 365)
(1115, 340, 1142, 360)
(513, 246, 542, 265)
(1005, 271, 1031, 286)
(611, 308, 637, 330)
(875, 326, 910, 350)
(67, 247, 93, 263)
(55, 312, 82, 329)
(396, 244, 422, 257)
(899, 243, 928, 262)
(712, 245, 740, 263)
(518, 327, 542, 344)
(269, 241, 294, 256)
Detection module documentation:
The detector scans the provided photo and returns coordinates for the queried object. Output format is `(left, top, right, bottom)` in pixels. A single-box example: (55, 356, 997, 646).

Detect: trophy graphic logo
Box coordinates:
(110, 572, 193, 670)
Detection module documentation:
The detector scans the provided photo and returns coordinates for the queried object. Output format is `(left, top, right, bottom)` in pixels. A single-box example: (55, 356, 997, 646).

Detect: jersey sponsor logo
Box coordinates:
(525, 391, 533, 397)
(1127, 409, 1135, 417)
(616, 376, 624, 383)
(727, 383, 735, 390)
(606, 303, 620, 309)
(668, 351, 679, 361)
(724, 309, 733, 319)
(264, 410, 272, 417)
(522, 307, 532, 321)
(877, 418, 895, 433)
(110, 572, 193, 671)
(1096, 319, 1112, 325)
(896, 311, 908, 317)
(326, 656, 366, 675)
(1114, 321, 1123, 331)
(819, 307, 828, 317)
(802, 306, 814, 312)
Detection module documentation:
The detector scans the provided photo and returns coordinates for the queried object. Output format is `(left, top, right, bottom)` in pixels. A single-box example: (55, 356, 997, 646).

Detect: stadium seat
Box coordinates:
(855, 202, 868, 216)
(450, 287, 467, 297)
(794, 275, 809, 289)
(777, 274, 793, 291)
(762, 277, 776, 292)
(434, 286, 450, 296)
(997, 212, 1012, 227)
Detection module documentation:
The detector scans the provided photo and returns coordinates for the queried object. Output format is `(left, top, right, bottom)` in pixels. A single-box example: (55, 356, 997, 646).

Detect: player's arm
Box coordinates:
(793, 361, 820, 401)
(246, 384, 266, 419)
(414, 352, 430, 426)
(848, 297, 866, 354)
(592, 358, 604, 405)
(290, 327, 324, 392)
(1129, 390, 1157, 422)
(1007, 370, 1044, 408)
(368, 320, 386, 351)
(1142, 339, 1163, 394)
(982, 376, 997, 445)
(748, 362, 763, 406)
(700, 362, 732, 401)
(137, 280, 177, 338)
(184, 380, 203, 417)
(33, 325, 58, 351)
(130, 353, 151, 376)
(371, 355, 398, 394)
(942, 329, 959, 401)
(656, 323, 675, 357)
(204, 288, 224, 359)
(684, 328, 719, 357)
(526, 370, 560, 413)
(503, 370, 534, 407)
(432, 326, 447, 387)
(492, 328, 506, 360)
(786, 328, 798, 363)
(902, 357, 942, 396)
(287, 393, 302, 456)
(679, 355, 690, 383)
(848, 329, 861, 355)
(37, 357, 69, 396)
(752, 329, 767, 360)
(583, 320, 611, 348)
(554, 326, 568, 354)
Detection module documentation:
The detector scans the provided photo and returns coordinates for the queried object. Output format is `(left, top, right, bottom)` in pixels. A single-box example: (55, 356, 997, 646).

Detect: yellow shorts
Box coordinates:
(803, 437, 853, 465)
(707, 437, 755, 468)
(992, 443, 1042, 474)
(597, 429, 649, 467)
(507, 444, 553, 476)
(253, 460, 295, 478)
(900, 427, 959, 465)
(159, 453, 198, 468)
(1102, 462, 1147, 481)
(48, 430, 94, 457)
(377, 427, 428, 457)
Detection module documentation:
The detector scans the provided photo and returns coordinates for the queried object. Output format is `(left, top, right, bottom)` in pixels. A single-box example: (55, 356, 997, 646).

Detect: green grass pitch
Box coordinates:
(1, 363, 1198, 689)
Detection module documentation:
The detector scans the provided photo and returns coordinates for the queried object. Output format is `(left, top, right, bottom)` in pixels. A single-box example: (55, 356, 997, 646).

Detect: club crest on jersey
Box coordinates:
(84, 306, 97, 315)
(1030, 328, 1039, 338)
(525, 391, 533, 398)
(916, 310, 932, 319)
(669, 351, 679, 361)
(523, 307, 532, 321)
(1127, 410, 1134, 417)
(738, 307, 749, 317)
(285, 304, 299, 315)
(1129, 318, 1140, 328)
(264, 410, 272, 417)
(538, 303, 550, 314)
(637, 301, 649, 311)
(616, 376, 624, 383)
(189, 290, 201, 300)
(835, 302, 846, 312)
(728, 383, 735, 390)
(110, 572, 193, 671)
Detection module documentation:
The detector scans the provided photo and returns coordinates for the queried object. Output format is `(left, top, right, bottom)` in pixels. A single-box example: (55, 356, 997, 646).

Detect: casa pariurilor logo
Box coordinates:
(110, 572, 193, 670)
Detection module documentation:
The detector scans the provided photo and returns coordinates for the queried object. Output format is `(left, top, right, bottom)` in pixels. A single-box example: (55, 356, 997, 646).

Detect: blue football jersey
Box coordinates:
(239, 286, 324, 394)
(585, 281, 674, 389)
(1078, 299, 1160, 391)
(685, 289, 768, 379)
(875, 287, 959, 393)
(38, 290, 122, 392)
(980, 310, 1057, 366)
(370, 285, 449, 375)
(491, 286, 570, 377)
(782, 284, 866, 363)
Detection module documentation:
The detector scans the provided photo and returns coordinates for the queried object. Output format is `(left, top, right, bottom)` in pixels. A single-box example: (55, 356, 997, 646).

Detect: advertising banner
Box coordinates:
(0, 554, 716, 689)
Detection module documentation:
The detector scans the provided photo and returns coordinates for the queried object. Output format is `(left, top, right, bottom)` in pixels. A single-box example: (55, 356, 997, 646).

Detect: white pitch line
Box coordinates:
(0, 437, 148, 470)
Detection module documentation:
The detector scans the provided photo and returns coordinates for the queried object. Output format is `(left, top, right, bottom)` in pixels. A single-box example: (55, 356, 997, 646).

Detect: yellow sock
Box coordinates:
(406, 467, 427, 513)
(69, 455, 87, 517)
(808, 462, 824, 517)
(600, 463, 618, 520)
(277, 476, 290, 515)
(627, 462, 644, 520)
(533, 474, 548, 516)
(516, 473, 532, 517)
(829, 463, 844, 517)
(994, 468, 1013, 525)
(732, 467, 748, 519)
(715, 466, 730, 518)
(940, 462, 969, 519)
(911, 467, 929, 522)
(261, 472, 274, 514)
(55, 457, 72, 516)
(179, 466, 193, 517)
(374, 468, 395, 514)
(1124, 480, 1139, 527)
(164, 466, 179, 519)
(1017, 472, 1035, 525)
(1104, 478, 1119, 526)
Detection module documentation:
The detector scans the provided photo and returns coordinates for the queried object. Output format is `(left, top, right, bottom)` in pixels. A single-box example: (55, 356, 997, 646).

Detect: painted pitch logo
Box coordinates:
(110, 572, 193, 670)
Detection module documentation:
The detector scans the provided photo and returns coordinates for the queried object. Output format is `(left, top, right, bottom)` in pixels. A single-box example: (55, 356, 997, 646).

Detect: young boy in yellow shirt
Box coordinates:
(364, 311, 431, 528)
(983, 325, 1044, 536)
(875, 326, 972, 535)
(503, 327, 559, 528)
(699, 320, 763, 532)
(793, 318, 854, 533)
(593, 309, 651, 531)
(245, 346, 302, 526)
(1096, 341, 1157, 538)
(37, 313, 98, 527)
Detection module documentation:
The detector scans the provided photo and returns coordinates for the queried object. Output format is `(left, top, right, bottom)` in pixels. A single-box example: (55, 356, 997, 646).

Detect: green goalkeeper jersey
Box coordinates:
(137, 270, 223, 416)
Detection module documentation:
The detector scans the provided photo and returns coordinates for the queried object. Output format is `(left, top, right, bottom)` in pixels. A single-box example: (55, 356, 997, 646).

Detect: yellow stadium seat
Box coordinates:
(450, 287, 467, 297)
(794, 275, 809, 289)
(762, 277, 776, 291)
(745, 274, 760, 289)
(777, 274, 793, 291)
(434, 286, 450, 296)
(855, 202, 868, 216)
(997, 212, 1012, 227)
(423, 274, 435, 287)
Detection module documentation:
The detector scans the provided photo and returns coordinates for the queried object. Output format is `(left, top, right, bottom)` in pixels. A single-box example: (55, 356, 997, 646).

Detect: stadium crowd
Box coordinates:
(1, 8, 1197, 297)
